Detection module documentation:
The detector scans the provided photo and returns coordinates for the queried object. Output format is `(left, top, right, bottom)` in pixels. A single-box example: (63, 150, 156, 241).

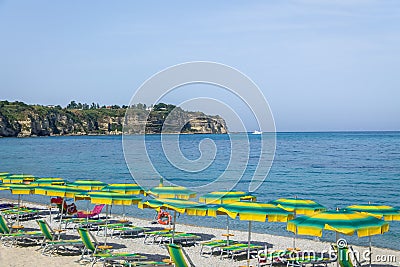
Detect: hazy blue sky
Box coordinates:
(1, 0, 399, 131)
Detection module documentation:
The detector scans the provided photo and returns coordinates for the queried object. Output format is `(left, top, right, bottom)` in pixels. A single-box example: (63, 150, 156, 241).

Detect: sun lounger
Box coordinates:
(157, 232, 201, 245)
(220, 243, 263, 260)
(124, 261, 171, 267)
(286, 254, 335, 267)
(332, 244, 364, 267)
(2, 207, 40, 221)
(0, 213, 42, 246)
(77, 227, 148, 266)
(200, 239, 238, 256)
(36, 219, 85, 255)
(143, 229, 178, 244)
(61, 217, 106, 229)
(258, 249, 301, 267)
(165, 243, 196, 267)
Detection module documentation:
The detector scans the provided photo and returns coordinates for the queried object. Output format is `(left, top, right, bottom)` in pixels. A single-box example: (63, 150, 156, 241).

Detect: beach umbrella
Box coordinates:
(0, 172, 10, 181)
(199, 191, 256, 245)
(83, 191, 142, 245)
(146, 186, 196, 200)
(1, 174, 36, 184)
(102, 183, 145, 220)
(287, 209, 390, 267)
(34, 185, 88, 227)
(139, 198, 211, 243)
(216, 201, 294, 267)
(31, 178, 68, 222)
(345, 204, 400, 267)
(270, 197, 326, 215)
(31, 177, 67, 186)
(68, 179, 108, 190)
(346, 204, 400, 221)
(270, 197, 326, 248)
(0, 183, 37, 226)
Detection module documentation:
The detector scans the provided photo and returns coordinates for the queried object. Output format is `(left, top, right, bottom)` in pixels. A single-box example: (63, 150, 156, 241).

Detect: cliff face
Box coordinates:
(0, 101, 228, 137)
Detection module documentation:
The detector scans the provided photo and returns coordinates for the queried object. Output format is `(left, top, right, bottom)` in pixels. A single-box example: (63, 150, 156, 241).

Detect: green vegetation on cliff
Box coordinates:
(0, 100, 227, 137)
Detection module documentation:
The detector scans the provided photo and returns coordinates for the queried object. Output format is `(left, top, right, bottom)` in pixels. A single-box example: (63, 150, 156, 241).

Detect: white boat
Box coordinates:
(252, 130, 262, 135)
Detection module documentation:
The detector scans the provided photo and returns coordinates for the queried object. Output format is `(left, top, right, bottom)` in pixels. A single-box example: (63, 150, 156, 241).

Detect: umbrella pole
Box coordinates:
(17, 194, 21, 226)
(104, 204, 109, 245)
(369, 236, 372, 267)
(59, 198, 65, 229)
(336, 232, 339, 267)
(171, 210, 177, 244)
(226, 215, 230, 245)
(247, 220, 252, 267)
(49, 198, 52, 223)
(293, 211, 297, 249)
(293, 229, 296, 249)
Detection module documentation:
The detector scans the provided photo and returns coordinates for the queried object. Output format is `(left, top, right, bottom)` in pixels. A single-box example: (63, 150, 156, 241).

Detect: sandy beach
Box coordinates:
(1, 199, 399, 267)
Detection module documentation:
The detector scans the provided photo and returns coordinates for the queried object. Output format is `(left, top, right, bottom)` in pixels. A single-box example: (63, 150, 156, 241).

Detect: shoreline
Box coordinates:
(1, 198, 399, 267)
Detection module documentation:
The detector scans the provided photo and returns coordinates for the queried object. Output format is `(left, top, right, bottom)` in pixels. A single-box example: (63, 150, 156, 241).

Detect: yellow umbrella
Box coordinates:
(83, 191, 142, 245)
(199, 191, 256, 245)
(0, 183, 37, 226)
(139, 198, 211, 243)
(216, 201, 294, 267)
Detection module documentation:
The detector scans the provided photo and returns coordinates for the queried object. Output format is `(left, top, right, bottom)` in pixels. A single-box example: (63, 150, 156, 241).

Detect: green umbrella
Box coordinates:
(102, 183, 144, 195)
(68, 179, 107, 190)
(83, 191, 142, 245)
(270, 198, 326, 215)
(31, 177, 67, 186)
(146, 186, 196, 200)
(287, 209, 390, 267)
(0, 183, 37, 226)
(216, 201, 294, 267)
(1, 174, 36, 184)
(287, 209, 389, 237)
(270, 197, 326, 248)
(31, 178, 68, 222)
(35, 185, 88, 227)
(345, 204, 400, 267)
(346, 204, 400, 221)
(102, 183, 145, 220)
(199, 191, 256, 245)
(139, 198, 211, 243)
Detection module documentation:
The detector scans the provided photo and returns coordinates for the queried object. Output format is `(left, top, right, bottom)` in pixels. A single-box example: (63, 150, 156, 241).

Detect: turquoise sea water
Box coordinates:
(0, 132, 399, 250)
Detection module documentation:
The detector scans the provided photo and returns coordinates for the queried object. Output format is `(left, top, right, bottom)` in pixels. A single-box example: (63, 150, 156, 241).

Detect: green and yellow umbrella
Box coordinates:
(216, 201, 294, 267)
(102, 183, 144, 195)
(101, 183, 145, 220)
(31, 177, 67, 186)
(270, 198, 326, 215)
(68, 179, 107, 190)
(83, 191, 142, 245)
(139, 198, 211, 243)
(345, 204, 400, 267)
(146, 186, 196, 200)
(287, 209, 389, 237)
(0, 183, 37, 225)
(346, 204, 400, 221)
(30, 178, 68, 222)
(1, 174, 36, 184)
(270, 197, 326, 248)
(35, 185, 88, 227)
(199, 191, 256, 245)
(0, 172, 10, 181)
(199, 191, 256, 204)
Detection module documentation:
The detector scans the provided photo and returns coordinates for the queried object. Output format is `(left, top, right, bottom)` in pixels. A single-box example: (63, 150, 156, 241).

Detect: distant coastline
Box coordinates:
(0, 100, 228, 137)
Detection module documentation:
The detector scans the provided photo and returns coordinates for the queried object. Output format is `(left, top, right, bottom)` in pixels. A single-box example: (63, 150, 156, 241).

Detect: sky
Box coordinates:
(0, 0, 399, 132)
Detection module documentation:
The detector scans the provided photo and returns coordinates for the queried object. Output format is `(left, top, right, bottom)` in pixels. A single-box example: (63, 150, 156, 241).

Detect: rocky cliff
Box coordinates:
(0, 101, 228, 137)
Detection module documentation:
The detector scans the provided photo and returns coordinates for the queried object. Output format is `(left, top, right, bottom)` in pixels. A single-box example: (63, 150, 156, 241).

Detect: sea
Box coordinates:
(0, 132, 399, 250)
